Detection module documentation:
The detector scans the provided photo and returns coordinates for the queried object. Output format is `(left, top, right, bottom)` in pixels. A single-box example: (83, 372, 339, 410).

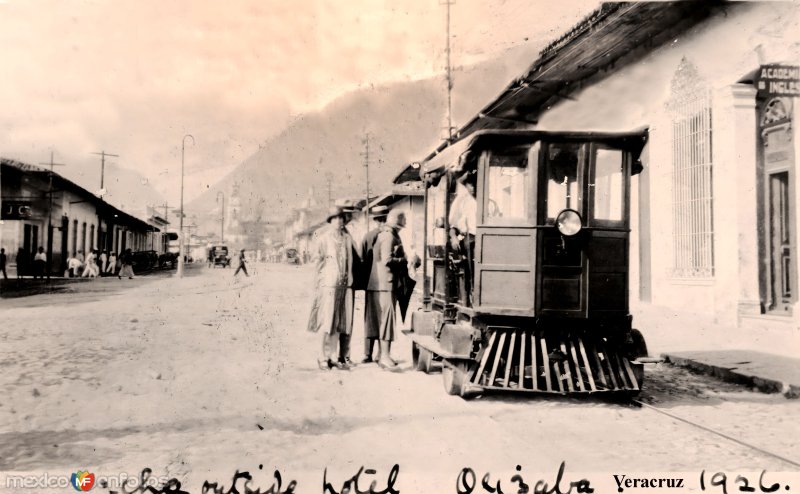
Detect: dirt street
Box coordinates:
(0, 264, 797, 493)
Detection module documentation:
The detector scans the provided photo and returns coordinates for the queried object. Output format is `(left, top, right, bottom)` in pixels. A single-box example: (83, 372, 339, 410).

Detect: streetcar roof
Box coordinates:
(419, 129, 648, 180)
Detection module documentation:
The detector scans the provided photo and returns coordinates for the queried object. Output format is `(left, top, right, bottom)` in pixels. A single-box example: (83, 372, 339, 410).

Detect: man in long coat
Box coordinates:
(360, 205, 390, 363)
(307, 206, 356, 370)
(369, 208, 407, 370)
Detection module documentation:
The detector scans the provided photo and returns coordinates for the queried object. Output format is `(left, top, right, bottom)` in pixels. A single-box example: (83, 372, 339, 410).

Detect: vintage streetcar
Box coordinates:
(407, 129, 650, 397)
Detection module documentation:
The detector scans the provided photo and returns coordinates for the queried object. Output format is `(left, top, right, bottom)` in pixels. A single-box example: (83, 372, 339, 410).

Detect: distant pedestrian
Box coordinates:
(67, 253, 82, 277)
(16, 247, 28, 278)
(234, 249, 249, 277)
(100, 250, 108, 274)
(118, 248, 135, 279)
(107, 251, 117, 275)
(33, 247, 47, 279)
(0, 248, 7, 280)
(82, 249, 99, 278)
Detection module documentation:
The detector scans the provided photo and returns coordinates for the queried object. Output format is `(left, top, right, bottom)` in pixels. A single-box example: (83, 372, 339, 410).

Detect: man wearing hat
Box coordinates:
(449, 170, 478, 306)
(359, 204, 390, 363)
(334, 197, 362, 367)
(306, 205, 356, 370)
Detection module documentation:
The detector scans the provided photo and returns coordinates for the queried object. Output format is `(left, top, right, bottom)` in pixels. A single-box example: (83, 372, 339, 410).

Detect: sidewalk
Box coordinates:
(631, 303, 800, 398)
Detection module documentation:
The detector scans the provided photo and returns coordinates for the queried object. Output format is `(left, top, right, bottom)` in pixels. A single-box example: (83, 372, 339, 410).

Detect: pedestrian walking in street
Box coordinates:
(234, 249, 249, 277)
(82, 249, 99, 278)
(360, 205, 390, 364)
(106, 251, 117, 275)
(33, 246, 47, 280)
(67, 253, 82, 277)
(370, 208, 408, 371)
(118, 248, 135, 279)
(306, 205, 356, 371)
(15, 247, 27, 279)
(0, 247, 7, 280)
(100, 250, 108, 275)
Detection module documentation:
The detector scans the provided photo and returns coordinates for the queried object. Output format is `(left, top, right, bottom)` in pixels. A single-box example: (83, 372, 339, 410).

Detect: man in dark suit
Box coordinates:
(359, 205, 390, 363)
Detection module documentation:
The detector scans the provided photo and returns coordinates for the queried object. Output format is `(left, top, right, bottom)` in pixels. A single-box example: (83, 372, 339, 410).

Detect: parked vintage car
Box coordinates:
(285, 248, 302, 265)
(159, 252, 178, 269)
(130, 250, 159, 272)
(210, 245, 231, 268)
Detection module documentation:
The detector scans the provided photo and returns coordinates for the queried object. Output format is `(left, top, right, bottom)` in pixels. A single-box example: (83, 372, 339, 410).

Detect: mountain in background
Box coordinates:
(187, 42, 542, 238)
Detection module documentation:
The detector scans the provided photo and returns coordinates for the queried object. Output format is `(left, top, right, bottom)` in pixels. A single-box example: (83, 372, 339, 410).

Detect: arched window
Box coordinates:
(666, 57, 714, 278)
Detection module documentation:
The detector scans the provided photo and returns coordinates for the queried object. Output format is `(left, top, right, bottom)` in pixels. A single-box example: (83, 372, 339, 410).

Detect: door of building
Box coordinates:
(761, 97, 796, 314)
(60, 216, 69, 273)
(22, 224, 39, 277)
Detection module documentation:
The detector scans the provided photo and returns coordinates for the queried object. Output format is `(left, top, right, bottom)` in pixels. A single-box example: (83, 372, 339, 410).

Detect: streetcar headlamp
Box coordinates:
(556, 209, 582, 236)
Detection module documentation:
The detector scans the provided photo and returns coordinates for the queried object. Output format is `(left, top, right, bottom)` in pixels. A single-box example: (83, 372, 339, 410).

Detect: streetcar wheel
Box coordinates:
(627, 328, 649, 359)
(443, 362, 476, 398)
(443, 365, 462, 396)
(417, 348, 433, 373)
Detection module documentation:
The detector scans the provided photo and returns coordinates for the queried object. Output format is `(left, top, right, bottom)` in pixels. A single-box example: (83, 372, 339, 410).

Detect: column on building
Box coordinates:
(719, 84, 761, 321)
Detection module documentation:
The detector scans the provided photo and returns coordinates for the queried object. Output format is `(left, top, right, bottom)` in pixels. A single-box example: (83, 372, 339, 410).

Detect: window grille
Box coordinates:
(669, 88, 714, 277)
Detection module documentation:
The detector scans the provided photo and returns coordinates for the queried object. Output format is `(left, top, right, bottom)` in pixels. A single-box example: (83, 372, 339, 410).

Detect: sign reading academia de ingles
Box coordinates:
(756, 64, 800, 97)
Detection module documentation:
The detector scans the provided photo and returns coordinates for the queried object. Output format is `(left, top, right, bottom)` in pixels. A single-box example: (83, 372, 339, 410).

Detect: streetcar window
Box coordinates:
(545, 143, 582, 219)
(591, 148, 624, 222)
(485, 144, 534, 224)
(427, 177, 447, 252)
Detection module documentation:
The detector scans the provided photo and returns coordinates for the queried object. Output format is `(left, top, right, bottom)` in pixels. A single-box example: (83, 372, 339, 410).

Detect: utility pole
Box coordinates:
(92, 150, 119, 196)
(150, 202, 168, 252)
(39, 152, 66, 280)
(178, 134, 194, 278)
(216, 191, 225, 243)
(361, 133, 371, 229)
(92, 150, 118, 253)
(325, 172, 333, 208)
(441, 0, 456, 140)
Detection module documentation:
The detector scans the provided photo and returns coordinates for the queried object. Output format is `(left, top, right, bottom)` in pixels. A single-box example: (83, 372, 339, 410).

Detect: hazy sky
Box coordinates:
(0, 0, 599, 207)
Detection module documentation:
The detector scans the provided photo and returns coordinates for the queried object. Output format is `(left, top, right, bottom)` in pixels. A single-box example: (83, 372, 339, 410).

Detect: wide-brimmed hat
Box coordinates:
(334, 198, 356, 213)
(369, 205, 390, 218)
(326, 206, 345, 223)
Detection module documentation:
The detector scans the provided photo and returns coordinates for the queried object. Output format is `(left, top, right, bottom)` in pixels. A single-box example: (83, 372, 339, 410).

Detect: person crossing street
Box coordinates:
(234, 249, 249, 277)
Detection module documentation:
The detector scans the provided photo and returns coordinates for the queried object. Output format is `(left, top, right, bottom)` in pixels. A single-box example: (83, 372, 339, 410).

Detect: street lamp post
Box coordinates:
(216, 191, 225, 243)
(177, 134, 194, 278)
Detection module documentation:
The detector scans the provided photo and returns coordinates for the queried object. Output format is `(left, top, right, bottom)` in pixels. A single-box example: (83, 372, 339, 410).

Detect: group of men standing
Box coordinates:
(307, 202, 411, 372)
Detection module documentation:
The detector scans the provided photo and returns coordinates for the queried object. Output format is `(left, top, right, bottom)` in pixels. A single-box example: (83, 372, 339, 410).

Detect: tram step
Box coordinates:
(470, 327, 640, 393)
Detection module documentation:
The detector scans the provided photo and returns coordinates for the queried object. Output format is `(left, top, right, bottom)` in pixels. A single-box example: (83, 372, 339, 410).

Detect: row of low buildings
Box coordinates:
(295, 2, 800, 336)
(0, 159, 171, 276)
(282, 183, 426, 267)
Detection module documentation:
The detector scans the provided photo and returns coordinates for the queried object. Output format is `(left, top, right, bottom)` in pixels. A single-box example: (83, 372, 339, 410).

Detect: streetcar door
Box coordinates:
(473, 142, 538, 315)
(536, 140, 631, 318)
